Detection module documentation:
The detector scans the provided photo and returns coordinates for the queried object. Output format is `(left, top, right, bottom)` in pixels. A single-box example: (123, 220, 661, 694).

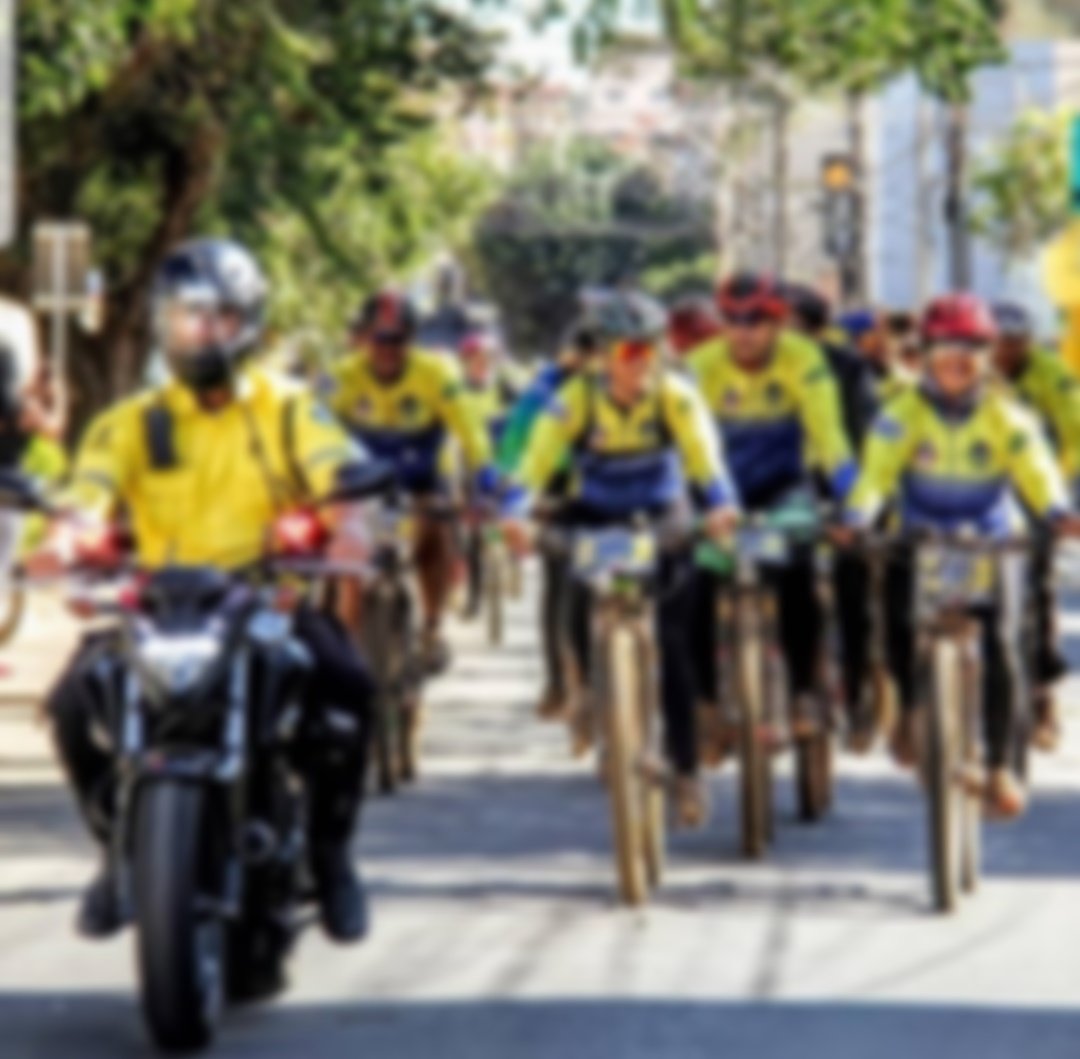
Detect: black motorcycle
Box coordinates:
(0, 463, 388, 1053)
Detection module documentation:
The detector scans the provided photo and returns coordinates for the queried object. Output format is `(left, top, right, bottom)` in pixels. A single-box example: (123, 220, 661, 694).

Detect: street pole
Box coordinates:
(847, 91, 868, 304)
(915, 92, 936, 308)
(772, 96, 790, 277)
(944, 103, 972, 291)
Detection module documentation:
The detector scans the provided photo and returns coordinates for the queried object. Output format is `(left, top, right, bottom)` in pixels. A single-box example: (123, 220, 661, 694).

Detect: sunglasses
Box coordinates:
(611, 339, 657, 363)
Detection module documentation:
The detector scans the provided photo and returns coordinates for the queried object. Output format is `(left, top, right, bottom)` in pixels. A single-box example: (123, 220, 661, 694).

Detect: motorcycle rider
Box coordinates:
(839, 294, 1080, 817)
(689, 273, 856, 742)
(324, 290, 497, 674)
(502, 290, 739, 827)
(33, 238, 378, 946)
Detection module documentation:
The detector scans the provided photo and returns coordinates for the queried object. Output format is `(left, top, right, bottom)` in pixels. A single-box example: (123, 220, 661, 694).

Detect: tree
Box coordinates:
(473, 141, 713, 354)
(9, 1, 495, 426)
(576, 0, 1005, 289)
(968, 109, 1071, 266)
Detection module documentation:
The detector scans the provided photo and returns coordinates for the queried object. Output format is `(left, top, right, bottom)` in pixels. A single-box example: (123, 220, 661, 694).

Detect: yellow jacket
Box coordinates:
(688, 330, 855, 506)
(515, 370, 735, 515)
(324, 348, 492, 493)
(1002, 348, 1080, 480)
(68, 369, 362, 569)
(848, 385, 1067, 533)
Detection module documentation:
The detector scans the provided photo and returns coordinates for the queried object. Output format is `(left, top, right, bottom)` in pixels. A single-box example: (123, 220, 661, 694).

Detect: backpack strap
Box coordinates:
(143, 401, 178, 471)
(280, 393, 309, 499)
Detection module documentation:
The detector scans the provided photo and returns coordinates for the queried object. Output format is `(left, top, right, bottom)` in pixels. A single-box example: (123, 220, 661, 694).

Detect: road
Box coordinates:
(2, 574, 1080, 1057)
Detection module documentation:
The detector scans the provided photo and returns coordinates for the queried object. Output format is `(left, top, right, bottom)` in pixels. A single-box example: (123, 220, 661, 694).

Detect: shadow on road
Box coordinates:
(3, 994, 1079, 1059)
(359, 767, 1080, 881)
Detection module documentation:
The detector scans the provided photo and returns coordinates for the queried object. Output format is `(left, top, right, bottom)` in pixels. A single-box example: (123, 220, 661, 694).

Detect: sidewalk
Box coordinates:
(0, 594, 79, 706)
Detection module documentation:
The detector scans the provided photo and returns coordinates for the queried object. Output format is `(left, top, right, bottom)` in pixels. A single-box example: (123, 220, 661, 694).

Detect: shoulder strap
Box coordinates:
(572, 375, 600, 451)
(281, 394, 310, 498)
(143, 401, 178, 471)
(654, 374, 677, 448)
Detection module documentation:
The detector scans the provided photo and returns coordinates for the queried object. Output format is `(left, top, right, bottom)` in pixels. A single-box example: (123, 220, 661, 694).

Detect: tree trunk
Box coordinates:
(944, 103, 972, 291)
(66, 123, 223, 440)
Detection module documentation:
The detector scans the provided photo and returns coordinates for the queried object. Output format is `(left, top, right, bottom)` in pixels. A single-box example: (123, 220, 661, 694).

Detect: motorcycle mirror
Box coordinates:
(0, 469, 49, 513)
(318, 460, 394, 507)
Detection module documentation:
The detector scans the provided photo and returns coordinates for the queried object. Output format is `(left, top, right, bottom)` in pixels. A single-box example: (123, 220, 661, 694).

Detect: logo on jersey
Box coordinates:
(398, 395, 421, 420)
(722, 388, 741, 412)
(353, 397, 372, 419)
(915, 442, 937, 468)
(873, 416, 904, 441)
(765, 381, 784, 405)
(968, 440, 991, 468)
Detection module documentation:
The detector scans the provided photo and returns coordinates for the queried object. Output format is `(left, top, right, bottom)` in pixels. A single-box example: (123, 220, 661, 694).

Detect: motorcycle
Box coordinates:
(0, 461, 389, 1053)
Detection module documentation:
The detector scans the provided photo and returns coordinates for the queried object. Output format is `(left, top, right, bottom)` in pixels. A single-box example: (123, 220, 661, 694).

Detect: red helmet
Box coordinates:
(351, 290, 417, 341)
(716, 273, 787, 322)
(668, 297, 723, 354)
(920, 294, 996, 346)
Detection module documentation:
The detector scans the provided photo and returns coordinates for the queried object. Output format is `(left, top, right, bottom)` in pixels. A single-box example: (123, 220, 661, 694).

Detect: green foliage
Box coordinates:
(593, 0, 1007, 103)
(10, 0, 498, 411)
(259, 132, 496, 342)
(473, 142, 713, 354)
(969, 109, 1072, 261)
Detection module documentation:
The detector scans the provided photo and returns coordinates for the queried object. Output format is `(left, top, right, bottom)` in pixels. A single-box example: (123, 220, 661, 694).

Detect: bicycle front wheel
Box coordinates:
(600, 619, 650, 906)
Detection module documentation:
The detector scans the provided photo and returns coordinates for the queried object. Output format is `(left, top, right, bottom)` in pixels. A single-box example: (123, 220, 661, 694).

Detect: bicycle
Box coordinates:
(856, 530, 1031, 913)
(545, 521, 669, 907)
(356, 499, 425, 795)
(696, 498, 834, 858)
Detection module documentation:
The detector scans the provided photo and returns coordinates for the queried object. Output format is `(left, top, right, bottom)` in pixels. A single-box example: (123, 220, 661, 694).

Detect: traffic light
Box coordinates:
(820, 154, 860, 260)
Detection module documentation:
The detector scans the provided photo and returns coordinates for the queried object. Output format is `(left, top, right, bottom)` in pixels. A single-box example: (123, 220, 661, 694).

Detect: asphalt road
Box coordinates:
(2, 575, 1080, 1058)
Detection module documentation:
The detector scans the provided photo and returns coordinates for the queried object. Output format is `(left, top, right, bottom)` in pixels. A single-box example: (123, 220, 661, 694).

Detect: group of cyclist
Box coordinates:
(8, 230, 1080, 950)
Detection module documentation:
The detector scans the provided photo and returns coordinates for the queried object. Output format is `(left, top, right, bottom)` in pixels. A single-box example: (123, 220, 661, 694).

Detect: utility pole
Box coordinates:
(772, 96, 791, 277)
(944, 103, 972, 291)
(846, 91, 868, 304)
(915, 93, 936, 307)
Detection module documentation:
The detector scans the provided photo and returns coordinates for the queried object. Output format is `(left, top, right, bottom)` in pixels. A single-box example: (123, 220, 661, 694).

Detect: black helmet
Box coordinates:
(152, 237, 267, 391)
(351, 290, 418, 342)
(579, 287, 667, 346)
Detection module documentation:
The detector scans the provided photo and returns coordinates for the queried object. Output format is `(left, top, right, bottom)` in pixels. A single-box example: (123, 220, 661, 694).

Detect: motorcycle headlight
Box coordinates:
(137, 633, 224, 700)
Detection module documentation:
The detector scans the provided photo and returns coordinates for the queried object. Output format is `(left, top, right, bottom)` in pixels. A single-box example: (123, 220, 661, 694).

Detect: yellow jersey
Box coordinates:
(515, 370, 735, 515)
(848, 385, 1067, 534)
(324, 348, 492, 494)
(68, 369, 362, 569)
(689, 330, 855, 506)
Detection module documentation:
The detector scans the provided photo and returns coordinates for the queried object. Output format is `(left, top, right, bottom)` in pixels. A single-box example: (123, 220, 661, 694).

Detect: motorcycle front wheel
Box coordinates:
(134, 781, 225, 1054)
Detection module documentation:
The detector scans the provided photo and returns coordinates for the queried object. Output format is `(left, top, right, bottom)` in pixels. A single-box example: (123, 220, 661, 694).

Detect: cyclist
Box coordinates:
(784, 283, 882, 747)
(502, 291, 739, 827)
(839, 293, 1080, 817)
(689, 273, 856, 742)
(324, 290, 497, 674)
(32, 238, 380, 945)
(990, 301, 1080, 750)
(499, 312, 604, 720)
(668, 295, 724, 358)
(841, 307, 913, 405)
(457, 328, 520, 618)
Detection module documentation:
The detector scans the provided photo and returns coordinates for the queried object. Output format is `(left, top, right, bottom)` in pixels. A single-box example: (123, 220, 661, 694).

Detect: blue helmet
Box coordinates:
(837, 309, 878, 341)
(991, 301, 1033, 339)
